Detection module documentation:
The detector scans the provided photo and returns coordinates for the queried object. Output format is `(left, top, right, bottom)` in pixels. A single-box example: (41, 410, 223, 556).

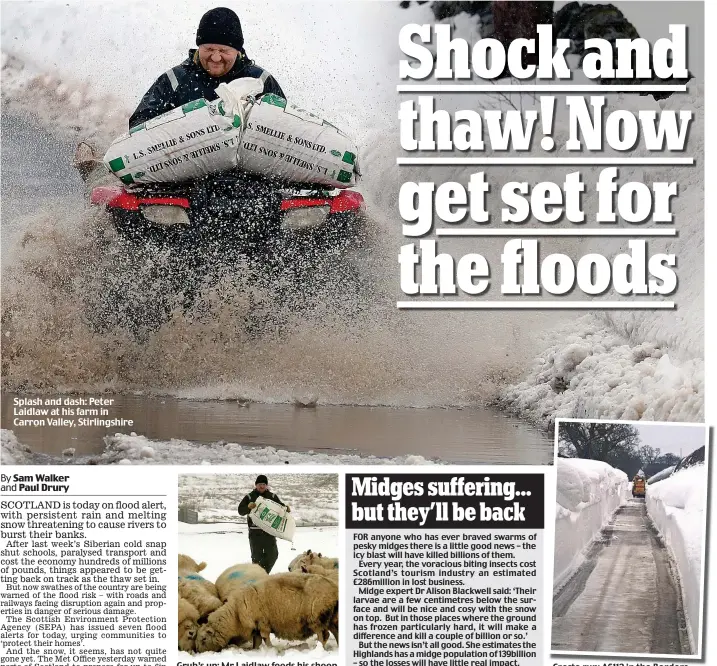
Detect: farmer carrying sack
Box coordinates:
(103, 78, 358, 188)
(249, 497, 296, 542)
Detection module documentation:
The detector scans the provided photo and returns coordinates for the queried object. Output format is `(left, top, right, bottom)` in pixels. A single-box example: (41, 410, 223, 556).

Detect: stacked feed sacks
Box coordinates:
(103, 78, 358, 188)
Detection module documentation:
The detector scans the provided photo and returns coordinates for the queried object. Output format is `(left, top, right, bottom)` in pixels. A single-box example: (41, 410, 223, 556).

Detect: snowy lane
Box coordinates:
(552, 499, 688, 655)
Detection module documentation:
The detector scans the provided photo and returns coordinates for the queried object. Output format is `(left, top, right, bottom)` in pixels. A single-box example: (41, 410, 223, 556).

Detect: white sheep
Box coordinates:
(215, 562, 269, 602)
(178, 553, 222, 619)
(195, 572, 338, 652)
(288, 549, 339, 572)
(178, 597, 199, 653)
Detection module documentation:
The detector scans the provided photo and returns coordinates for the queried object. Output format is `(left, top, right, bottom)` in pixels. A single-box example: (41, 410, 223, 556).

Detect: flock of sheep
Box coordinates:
(178, 550, 339, 653)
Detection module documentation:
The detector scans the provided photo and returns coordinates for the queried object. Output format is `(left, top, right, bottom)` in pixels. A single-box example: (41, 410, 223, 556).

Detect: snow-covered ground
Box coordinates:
(646, 463, 707, 651)
(553, 457, 630, 589)
(178, 472, 339, 660)
(0, 429, 439, 465)
(179, 472, 338, 525)
(0, 3, 703, 427)
(500, 317, 704, 429)
(0, 429, 33, 464)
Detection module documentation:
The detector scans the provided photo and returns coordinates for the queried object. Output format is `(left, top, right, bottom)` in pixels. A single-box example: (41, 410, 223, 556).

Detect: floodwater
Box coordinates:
(1, 114, 83, 251)
(1, 393, 551, 463)
(1, 114, 553, 465)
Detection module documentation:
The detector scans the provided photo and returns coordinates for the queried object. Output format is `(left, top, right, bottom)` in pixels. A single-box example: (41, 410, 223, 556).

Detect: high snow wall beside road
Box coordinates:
(646, 464, 706, 651)
(554, 458, 629, 589)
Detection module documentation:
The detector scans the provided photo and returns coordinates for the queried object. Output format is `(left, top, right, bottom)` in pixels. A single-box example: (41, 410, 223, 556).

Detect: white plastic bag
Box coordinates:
(215, 77, 263, 116)
(250, 497, 295, 542)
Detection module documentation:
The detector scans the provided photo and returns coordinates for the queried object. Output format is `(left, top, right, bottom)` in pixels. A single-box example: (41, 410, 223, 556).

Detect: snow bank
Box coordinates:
(1, 50, 127, 148)
(500, 317, 704, 430)
(104, 433, 438, 465)
(554, 457, 629, 589)
(646, 464, 706, 651)
(647, 465, 676, 485)
(0, 429, 438, 466)
(0, 429, 33, 464)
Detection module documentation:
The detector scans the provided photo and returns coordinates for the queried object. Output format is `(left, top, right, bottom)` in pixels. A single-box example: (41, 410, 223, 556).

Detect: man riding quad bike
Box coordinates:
(76, 7, 367, 335)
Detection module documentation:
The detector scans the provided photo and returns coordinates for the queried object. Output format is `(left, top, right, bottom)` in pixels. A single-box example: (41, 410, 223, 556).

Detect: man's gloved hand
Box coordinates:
(248, 502, 256, 509)
(285, 505, 291, 513)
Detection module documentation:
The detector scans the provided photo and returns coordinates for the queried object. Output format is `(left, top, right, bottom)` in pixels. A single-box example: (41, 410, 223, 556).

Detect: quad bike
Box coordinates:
(90, 169, 366, 262)
(88, 169, 369, 336)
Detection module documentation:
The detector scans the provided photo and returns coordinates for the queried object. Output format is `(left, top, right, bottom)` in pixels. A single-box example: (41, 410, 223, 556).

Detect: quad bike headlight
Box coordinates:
(141, 205, 190, 226)
(281, 205, 330, 231)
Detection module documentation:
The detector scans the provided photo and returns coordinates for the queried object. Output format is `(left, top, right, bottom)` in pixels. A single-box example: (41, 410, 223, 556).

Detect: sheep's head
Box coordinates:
(178, 618, 198, 652)
(178, 554, 206, 573)
(195, 625, 228, 652)
(179, 598, 200, 652)
(305, 551, 323, 566)
(288, 549, 312, 571)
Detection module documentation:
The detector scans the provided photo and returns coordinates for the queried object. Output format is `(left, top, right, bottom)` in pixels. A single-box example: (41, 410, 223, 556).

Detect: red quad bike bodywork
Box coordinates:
(90, 173, 366, 265)
(90, 187, 190, 209)
(91, 186, 365, 215)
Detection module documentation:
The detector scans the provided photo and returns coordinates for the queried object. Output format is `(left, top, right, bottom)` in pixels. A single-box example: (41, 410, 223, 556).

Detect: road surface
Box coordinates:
(552, 498, 689, 655)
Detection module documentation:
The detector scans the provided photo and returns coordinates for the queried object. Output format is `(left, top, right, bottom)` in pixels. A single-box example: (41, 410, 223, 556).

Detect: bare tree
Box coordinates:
(559, 421, 641, 462)
(484, 76, 538, 113)
(638, 445, 662, 467)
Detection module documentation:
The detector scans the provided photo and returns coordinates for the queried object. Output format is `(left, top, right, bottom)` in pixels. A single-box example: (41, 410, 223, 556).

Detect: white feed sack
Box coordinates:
(250, 497, 296, 542)
(103, 99, 245, 185)
(103, 81, 359, 188)
(237, 94, 358, 188)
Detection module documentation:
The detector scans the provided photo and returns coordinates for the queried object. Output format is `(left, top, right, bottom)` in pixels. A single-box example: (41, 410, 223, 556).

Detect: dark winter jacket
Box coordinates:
(129, 49, 285, 129)
(238, 489, 286, 530)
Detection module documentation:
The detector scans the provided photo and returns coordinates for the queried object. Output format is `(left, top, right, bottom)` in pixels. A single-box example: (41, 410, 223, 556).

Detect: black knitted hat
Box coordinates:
(196, 7, 244, 51)
(255, 475, 268, 485)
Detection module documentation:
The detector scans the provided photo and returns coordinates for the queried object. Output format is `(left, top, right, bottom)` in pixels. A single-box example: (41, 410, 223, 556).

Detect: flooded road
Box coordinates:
(1, 113, 553, 465)
(1, 393, 551, 464)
